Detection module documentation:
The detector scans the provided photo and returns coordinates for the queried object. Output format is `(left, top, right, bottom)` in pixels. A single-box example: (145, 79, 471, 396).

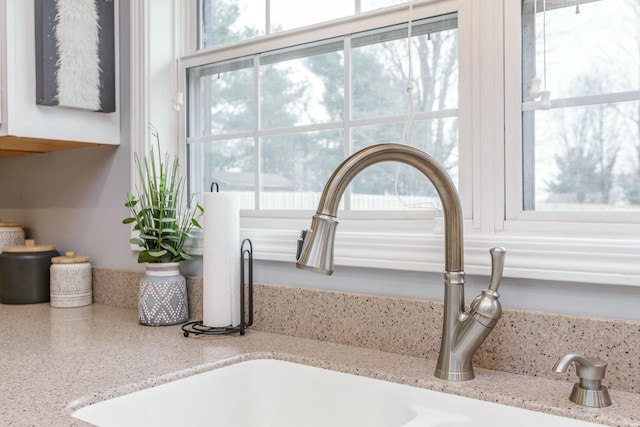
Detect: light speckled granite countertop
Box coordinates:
(0, 303, 638, 426)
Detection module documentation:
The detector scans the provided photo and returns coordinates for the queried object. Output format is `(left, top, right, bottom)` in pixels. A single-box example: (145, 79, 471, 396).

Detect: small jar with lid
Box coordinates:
(0, 219, 25, 253)
(50, 252, 92, 308)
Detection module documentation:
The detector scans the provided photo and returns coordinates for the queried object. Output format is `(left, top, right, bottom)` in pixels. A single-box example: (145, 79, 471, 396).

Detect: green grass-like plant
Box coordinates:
(123, 130, 203, 263)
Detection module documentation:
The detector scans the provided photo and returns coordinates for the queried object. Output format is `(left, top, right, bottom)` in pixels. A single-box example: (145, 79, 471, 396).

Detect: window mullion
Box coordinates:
(522, 91, 640, 112)
(472, 0, 504, 233)
(520, 0, 536, 211)
(504, 0, 525, 222)
(254, 56, 261, 209)
(344, 35, 352, 210)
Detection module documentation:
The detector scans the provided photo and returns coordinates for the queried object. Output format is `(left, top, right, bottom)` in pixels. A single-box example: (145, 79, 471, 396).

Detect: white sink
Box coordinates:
(73, 359, 604, 427)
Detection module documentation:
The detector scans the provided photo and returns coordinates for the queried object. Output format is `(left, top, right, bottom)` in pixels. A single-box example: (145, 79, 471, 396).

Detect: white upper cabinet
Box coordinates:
(0, 0, 120, 157)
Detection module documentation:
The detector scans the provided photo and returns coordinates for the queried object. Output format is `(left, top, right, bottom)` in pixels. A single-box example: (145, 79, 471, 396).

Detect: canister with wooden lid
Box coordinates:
(0, 219, 25, 253)
(50, 252, 92, 308)
(0, 239, 59, 304)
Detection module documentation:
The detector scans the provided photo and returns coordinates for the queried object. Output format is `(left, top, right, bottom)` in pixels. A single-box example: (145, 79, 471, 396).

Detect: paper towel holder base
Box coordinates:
(181, 239, 254, 337)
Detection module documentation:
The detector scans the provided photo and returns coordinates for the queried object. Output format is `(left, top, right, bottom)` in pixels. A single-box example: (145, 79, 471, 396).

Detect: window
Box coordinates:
(178, 0, 640, 286)
(516, 0, 640, 217)
(187, 2, 460, 213)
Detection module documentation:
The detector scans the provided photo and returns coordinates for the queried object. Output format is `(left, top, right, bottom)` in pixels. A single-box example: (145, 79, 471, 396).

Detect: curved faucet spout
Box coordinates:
(296, 143, 505, 382)
(297, 143, 463, 274)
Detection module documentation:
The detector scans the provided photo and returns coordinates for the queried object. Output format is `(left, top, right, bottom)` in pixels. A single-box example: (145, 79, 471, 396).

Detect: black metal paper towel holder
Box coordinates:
(181, 238, 254, 337)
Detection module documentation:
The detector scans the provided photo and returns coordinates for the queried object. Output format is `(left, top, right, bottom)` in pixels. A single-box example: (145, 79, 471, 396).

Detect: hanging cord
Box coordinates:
(172, 0, 184, 112)
(528, 0, 541, 99)
(542, 0, 547, 92)
(539, 0, 551, 109)
(532, 0, 537, 75)
(400, 0, 416, 146)
(395, 1, 417, 206)
(393, 0, 438, 211)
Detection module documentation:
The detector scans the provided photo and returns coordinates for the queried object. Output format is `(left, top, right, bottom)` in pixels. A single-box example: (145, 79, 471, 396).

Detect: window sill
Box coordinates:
(185, 216, 640, 288)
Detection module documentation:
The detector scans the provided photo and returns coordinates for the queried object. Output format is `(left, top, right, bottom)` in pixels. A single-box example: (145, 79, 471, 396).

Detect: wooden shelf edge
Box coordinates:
(0, 135, 107, 158)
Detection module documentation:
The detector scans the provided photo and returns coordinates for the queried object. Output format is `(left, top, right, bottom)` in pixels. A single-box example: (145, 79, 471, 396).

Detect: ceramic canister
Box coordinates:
(0, 220, 25, 253)
(0, 239, 59, 304)
(50, 252, 92, 308)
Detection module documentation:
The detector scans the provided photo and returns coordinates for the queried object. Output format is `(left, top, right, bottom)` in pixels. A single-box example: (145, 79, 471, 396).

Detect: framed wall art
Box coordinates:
(34, 0, 115, 113)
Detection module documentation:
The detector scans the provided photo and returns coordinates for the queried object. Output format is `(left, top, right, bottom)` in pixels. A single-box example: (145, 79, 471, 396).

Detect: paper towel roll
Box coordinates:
(202, 192, 241, 327)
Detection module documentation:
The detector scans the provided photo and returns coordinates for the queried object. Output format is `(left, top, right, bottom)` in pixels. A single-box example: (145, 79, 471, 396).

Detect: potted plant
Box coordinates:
(123, 129, 203, 325)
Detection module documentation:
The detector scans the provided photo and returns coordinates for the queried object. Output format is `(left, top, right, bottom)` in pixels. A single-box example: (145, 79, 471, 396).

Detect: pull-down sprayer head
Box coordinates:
(296, 214, 339, 275)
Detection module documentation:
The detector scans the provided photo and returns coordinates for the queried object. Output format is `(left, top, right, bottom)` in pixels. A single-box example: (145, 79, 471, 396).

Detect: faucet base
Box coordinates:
(434, 368, 475, 382)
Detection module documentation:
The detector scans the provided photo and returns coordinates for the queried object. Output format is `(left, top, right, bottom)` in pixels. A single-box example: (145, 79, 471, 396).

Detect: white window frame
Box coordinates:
(168, 0, 640, 287)
(505, 0, 640, 227)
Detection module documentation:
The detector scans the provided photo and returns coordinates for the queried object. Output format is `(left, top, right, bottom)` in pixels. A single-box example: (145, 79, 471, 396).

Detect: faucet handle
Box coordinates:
(469, 247, 506, 324)
(552, 353, 612, 408)
(488, 247, 506, 292)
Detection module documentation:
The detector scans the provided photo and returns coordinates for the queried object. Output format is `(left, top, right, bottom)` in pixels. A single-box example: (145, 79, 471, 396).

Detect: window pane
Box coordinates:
(259, 131, 343, 210)
(188, 61, 254, 136)
(352, 120, 458, 178)
(270, 0, 353, 32)
(349, 163, 443, 211)
(188, 138, 256, 209)
(525, 101, 640, 211)
(351, 119, 458, 210)
(360, 0, 409, 13)
(260, 46, 344, 128)
(352, 21, 458, 120)
(522, 0, 640, 100)
(199, 0, 266, 49)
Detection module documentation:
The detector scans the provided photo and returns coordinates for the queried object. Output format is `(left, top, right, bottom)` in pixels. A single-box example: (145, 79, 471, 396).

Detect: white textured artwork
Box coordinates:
(35, 0, 116, 113)
(55, 0, 101, 110)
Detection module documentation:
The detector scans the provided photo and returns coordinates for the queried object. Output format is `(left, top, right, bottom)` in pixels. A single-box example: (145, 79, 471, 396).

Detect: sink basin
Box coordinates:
(73, 359, 604, 427)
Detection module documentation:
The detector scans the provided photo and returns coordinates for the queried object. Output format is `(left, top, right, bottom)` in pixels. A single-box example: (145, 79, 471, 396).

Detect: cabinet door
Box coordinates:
(0, 0, 120, 156)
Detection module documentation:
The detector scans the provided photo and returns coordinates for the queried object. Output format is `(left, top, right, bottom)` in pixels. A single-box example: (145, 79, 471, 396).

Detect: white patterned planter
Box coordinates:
(138, 263, 188, 326)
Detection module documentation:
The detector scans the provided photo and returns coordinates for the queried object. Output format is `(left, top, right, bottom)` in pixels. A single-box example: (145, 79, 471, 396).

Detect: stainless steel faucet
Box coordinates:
(296, 143, 506, 381)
